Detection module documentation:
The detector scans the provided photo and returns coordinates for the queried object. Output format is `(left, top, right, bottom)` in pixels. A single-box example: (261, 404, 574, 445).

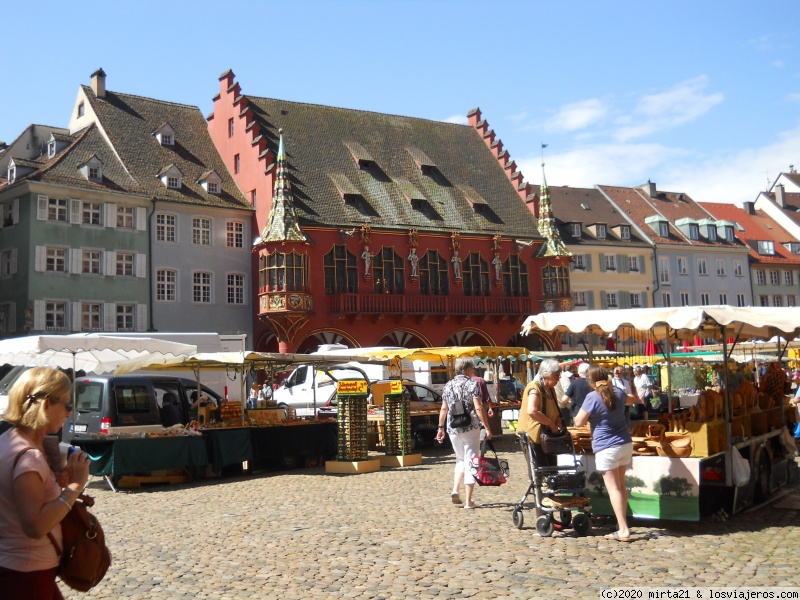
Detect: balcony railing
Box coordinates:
(327, 293, 534, 316)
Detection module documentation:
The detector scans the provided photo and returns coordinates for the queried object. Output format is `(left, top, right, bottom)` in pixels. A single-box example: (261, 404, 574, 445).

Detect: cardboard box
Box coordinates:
(682, 420, 725, 457)
(731, 414, 751, 439)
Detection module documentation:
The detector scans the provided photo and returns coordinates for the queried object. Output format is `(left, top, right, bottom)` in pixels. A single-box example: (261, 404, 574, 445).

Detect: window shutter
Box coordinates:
(617, 255, 626, 273)
(105, 251, 116, 276)
(37, 195, 48, 221)
(136, 304, 147, 331)
(639, 256, 646, 274)
(105, 204, 117, 228)
(34, 300, 45, 331)
(586, 292, 595, 309)
(585, 254, 592, 272)
(34, 246, 45, 272)
(136, 207, 147, 231)
(599, 254, 606, 272)
(11, 198, 19, 224)
(8, 302, 15, 333)
(136, 253, 147, 278)
(70, 200, 82, 224)
(72, 302, 81, 331)
(600, 290, 607, 309)
(620, 291, 630, 309)
(70, 249, 82, 274)
(640, 292, 648, 308)
(103, 303, 116, 330)
(569, 259, 574, 272)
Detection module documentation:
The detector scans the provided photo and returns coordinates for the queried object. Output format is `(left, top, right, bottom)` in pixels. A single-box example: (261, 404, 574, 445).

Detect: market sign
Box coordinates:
(337, 379, 368, 395)
(387, 380, 403, 394)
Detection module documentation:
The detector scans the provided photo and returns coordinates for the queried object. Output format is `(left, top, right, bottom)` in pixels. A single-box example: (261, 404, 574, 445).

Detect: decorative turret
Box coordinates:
(535, 163, 571, 258)
(260, 129, 310, 243)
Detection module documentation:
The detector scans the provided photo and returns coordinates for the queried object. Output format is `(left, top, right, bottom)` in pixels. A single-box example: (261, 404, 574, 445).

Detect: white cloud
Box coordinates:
(508, 111, 528, 124)
(443, 114, 468, 125)
(786, 92, 800, 103)
(544, 98, 608, 133)
(773, 60, 785, 68)
(613, 76, 723, 142)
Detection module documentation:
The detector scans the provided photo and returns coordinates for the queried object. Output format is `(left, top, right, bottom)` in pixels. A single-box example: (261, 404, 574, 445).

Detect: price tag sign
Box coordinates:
(337, 380, 368, 395)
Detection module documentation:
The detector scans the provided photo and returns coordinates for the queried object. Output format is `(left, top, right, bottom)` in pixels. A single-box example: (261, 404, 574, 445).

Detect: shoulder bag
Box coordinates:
(446, 378, 473, 429)
(14, 447, 112, 592)
(538, 386, 574, 454)
(470, 439, 509, 486)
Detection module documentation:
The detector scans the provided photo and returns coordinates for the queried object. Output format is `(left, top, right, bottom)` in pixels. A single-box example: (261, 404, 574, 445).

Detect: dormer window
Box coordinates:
(785, 242, 800, 255)
(48, 140, 57, 158)
(197, 170, 222, 195)
(157, 164, 183, 190)
(659, 223, 669, 238)
(569, 223, 581, 238)
(619, 226, 630, 240)
(7, 164, 15, 184)
(596, 224, 606, 239)
(724, 226, 734, 242)
(706, 226, 717, 242)
(78, 156, 103, 182)
(757, 241, 775, 255)
(153, 123, 177, 146)
(688, 224, 699, 240)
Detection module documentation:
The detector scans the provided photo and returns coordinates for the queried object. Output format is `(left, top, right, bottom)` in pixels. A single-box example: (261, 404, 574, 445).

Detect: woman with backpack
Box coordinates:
(435, 357, 492, 509)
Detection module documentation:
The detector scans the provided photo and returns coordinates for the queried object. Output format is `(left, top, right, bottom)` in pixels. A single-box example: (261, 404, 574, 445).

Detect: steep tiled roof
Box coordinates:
(242, 96, 541, 237)
(545, 185, 650, 247)
(82, 86, 250, 210)
(699, 202, 799, 265)
(763, 190, 800, 229)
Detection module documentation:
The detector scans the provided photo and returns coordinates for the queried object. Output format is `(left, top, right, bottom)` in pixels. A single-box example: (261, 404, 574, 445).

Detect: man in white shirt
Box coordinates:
(633, 365, 655, 421)
(611, 366, 636, 424)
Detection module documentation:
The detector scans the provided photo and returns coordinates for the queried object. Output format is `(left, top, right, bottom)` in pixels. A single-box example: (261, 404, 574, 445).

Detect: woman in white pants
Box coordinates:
(435, 357, 492, 509)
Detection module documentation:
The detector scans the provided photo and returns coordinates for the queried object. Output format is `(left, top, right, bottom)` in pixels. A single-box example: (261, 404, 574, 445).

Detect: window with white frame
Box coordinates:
(161, 134, 173, 146)
(700, 292, 710, 305)
(630, 293, 641, 307)
(604, 254, 616, 271)
(208, 182, 219, 194)
(773, 295, 782, 307)
(46, 248, 67, 272)
(192, 218, 211, 246)
(620, 226, 630, 240)
(82, 250, 101, 275)
(719, 293, 727, 304)
(697, 259, 708, 276)
(45, 301, 67, 331)
(677, 257, 688, 275)
(736, 293, 746, 307)
(48, 140, 56, 158)
(81, 303, 101, 331)
(715, 259, 725, 276)
(756, 270, 766, 285)
(116, 304, 135, 331)
(759, 295, 769, 307)
(167, 176, 180, 189)
(1, 249, 14, 277)
(0, 304, 9, 334)
(226, 221, 244, 248)
(193, 272, 212, 303)
(48, 198, 69, 222)
(573, 254, 585, 270)
(605, 292, 617, 307)
(572, 291, 586, 306)
(658, 257, 670, 284)
(680, 292, 690, 306)
(117, 206, 134, 228)
(227, 274, 245, 304)
(156, 214, 176, 242)
(156, 269, 177, 302)
(788, 295, 796, 307)
(116, 253, 134, 276)
(82, 202, 102, 225)
(769, 270, 779, 285)
(688, 224, 699, 240)
(659, 223, 669, 238)
(734, 261, 743, 277)
(725, 227, 734, 242)
(596, 224, 606, 239)
(757, 241, 775, 255)
(569, 223, 581, 238)
(662, 292, 671, 307)
(784, 271, 794, 286)
(628, 256, 639, 271)
(88, 166, 100, 181)
(706, 227, 717, 242)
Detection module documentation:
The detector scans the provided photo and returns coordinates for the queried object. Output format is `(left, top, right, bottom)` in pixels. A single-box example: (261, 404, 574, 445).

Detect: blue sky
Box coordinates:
(2, 1, 798, 205)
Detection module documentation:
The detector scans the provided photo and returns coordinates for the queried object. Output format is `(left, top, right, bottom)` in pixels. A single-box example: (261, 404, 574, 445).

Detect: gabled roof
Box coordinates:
(699, 202, 800, 265)
(761, 190, 800, 229)
(544, 185, 649, 246)
(81, 85, 250, 210)
(242, 95, 541, 237)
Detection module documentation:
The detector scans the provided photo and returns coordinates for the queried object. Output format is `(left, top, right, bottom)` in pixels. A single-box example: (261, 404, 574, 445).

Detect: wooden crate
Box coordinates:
(767, 406, 784, 429)
(750, 410, 769, 436)
(731, 414, 751, 439)
(682, 420, 725, 457)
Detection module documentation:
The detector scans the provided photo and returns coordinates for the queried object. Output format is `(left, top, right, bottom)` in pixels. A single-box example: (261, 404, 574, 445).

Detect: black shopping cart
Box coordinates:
(512, 431, 592, 536)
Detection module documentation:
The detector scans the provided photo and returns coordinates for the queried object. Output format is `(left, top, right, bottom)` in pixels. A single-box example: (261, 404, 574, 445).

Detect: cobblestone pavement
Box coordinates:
(65, 434, 800, 599)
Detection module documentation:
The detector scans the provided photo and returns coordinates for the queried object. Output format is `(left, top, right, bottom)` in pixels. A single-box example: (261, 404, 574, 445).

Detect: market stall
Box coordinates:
(522, 305, 800, 520)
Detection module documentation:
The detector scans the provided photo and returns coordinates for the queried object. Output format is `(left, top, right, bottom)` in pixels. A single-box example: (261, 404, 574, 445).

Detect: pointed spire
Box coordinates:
(535, 161, 571, 258)
(260, 129, 310, 244)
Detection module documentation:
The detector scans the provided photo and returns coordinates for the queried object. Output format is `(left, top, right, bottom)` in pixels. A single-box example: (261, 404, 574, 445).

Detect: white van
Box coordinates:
(272, 345, 414, 417)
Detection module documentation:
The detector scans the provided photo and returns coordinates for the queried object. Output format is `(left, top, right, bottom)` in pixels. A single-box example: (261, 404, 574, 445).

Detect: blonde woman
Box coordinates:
(0, 367, 91, 599)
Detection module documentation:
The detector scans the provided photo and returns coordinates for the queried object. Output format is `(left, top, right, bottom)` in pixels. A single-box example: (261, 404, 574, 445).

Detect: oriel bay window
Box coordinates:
(502, 254, 529, 297)
(373, 248, 404, 294)
(323, 245, 358, 294)
(260, 250, 309, 292)
(542, 264, 570, 299)
(462, 252, 490, 296)
(419, 250, 449, 296)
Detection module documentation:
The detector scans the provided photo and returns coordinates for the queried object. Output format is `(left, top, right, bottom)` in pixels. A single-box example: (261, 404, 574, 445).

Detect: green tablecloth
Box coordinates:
(75, 436, 209, 479)
(203, 428, 253, 474)
(250, 422, 337, 462)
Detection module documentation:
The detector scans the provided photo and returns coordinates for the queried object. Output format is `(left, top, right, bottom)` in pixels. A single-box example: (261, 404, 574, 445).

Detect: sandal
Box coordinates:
(464, 502, 476, 510)
(604, 531, 631, 542)
(451, 492, 462, 504)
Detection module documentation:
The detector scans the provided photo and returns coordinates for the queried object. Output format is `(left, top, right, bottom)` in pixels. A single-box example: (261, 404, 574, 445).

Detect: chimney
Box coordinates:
(775, 183, 786, 208)
(91, 68, 106, 98)
(743, 201, 756, 215)
(640, 180, 657, 198)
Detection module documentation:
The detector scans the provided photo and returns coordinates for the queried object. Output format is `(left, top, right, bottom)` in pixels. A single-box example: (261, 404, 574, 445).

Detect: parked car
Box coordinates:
(63, 375, 222, 442)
